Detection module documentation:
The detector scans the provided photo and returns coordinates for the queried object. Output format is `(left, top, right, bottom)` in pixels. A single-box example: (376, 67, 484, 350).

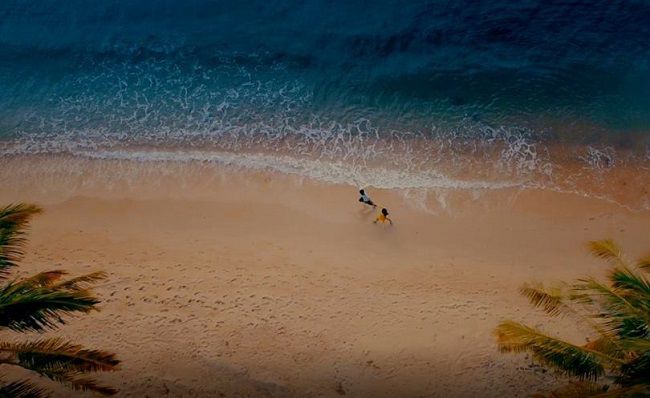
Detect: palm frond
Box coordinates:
(531, 381, 609, 398)
(499, 240, 650, 396)
(28, 368, 117, 396)
(588, 240, 626, 267)
(0, 203, 119, 396)
(495, 321, 617, 379)
(572, 278, 629, 308)
(55, 375, 117, 396)
(617, 351, 650, 387)
(0, 380, 46, 398)
(527, 282, 627, 356)
(617, 338, 650, 353)
(54, 272, 107, 291)
(20, 271, 67, 288)
(0, 282, 100, 332)
(572, 278, 650, 338)
(0, 338, 119, 373)
(519, 283, 572, 317)
(590, 385, 650, 398)
(553, 384, 650, 398)
(0, 204, 42, 277)
(638, 255, 650, 272)
(582, 337, 625, 359)
(0, 339, 120, 396)
(0, 204, 42, 227)
(608, 267, 650, 311)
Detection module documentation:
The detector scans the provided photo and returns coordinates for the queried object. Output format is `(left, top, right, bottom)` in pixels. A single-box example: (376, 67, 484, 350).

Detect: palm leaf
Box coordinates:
(572, 278, 650, 338)
(54, 272, 107, 291)
(0, 282, 100, 332)
(531, 381, 609, 398)
(520, 282, 627, 357)
(20, 271, 67, 288)
(498, 240, 650, 396)
(638, 255, 650, 272)
(588, 240, 626, 267)
(519, 283, 572, 317)
(582, 337, 626, 360)
(0, 338, 119, 373)
(16, 270, 107, 292)
(617, 351, 650, 387)
(0, 380, 46, 398)
(27, 368, 117, 396)
(593, 385, 650, 397)
(0, 339, 120, 396)
(0, 203, 119, 396)
(617, 338, 650, 353)
(552, 384, 650, 398)
(495, 321, 618, 379)
(0, 204, 42, 277)
(0, 204, 42, 227)
(608, 267, 650, 312)
(55, 375, 118, 396)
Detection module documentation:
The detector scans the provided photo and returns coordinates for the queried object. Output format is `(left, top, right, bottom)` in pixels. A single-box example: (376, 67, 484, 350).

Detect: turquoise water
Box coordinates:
(1, 1, 649, 200)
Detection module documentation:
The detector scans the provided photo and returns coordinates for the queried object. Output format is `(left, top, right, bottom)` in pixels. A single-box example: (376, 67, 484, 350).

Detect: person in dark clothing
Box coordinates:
(358, 189, 376, 208)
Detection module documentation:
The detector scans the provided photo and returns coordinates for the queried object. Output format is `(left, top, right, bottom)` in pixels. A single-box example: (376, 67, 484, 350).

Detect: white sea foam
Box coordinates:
(72, 148, 522, 191)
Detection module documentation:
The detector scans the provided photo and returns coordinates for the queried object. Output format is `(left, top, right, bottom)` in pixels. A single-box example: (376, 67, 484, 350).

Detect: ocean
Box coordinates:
(1, 1, 649, 207)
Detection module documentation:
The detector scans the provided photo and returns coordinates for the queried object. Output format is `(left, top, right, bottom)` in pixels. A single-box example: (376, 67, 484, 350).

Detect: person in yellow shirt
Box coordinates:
(373, 208, 393, 225)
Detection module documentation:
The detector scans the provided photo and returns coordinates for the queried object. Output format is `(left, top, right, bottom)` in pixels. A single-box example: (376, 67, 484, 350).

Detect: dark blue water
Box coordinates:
(1, 1, 650, 197)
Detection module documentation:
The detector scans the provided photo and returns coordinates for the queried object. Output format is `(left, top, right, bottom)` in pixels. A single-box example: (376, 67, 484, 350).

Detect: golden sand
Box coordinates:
(2, 155, 649, 397)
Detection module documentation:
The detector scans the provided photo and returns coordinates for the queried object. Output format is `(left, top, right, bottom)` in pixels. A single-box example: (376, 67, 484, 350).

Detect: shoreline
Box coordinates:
(2, 154, 649, 396)
(1, 152, 649, 212)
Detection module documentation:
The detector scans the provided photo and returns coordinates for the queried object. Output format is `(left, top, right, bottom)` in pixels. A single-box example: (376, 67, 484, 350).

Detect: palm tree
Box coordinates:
(494, 240, 650, 397)
(0, 203, 119, 397)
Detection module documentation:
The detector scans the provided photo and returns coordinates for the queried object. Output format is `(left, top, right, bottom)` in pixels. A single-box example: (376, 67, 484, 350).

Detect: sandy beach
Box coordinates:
(0, 155, 648, 397)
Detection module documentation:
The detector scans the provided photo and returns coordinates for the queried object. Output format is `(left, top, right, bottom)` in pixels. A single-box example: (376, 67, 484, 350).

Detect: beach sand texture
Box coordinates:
(2, 156, 649, 397)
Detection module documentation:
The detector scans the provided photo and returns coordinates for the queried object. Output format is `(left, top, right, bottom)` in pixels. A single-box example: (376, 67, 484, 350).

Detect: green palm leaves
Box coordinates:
(495, 240, 650, 397)
(0, 204, 42, 275)
(0, 204, 119, 397)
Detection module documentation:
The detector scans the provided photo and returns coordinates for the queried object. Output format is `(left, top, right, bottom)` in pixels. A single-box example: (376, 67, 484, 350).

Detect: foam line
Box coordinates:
(72, 149, 522, 191)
